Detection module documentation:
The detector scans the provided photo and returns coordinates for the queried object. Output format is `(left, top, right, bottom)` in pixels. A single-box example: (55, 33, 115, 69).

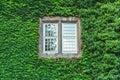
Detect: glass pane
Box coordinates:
(45, 38, 57, 51)
(62, 23, 77, 53)
(44, 23, 57, 37)
(62, 37, 77, 52)
(62, 23, 76, 36)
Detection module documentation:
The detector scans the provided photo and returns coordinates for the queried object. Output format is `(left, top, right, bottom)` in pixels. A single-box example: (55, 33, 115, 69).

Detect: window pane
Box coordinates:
(44, 38, 57, 51)
(62, 23, 77, 53)
(44, 23, 57, 37)
(62, 37, 77, 52)
(43, 23, 58, 53)
(62, 23, 76, 36)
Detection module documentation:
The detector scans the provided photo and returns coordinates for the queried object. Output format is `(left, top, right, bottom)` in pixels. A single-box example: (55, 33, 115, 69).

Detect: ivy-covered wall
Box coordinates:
(0, 0, 120, 79)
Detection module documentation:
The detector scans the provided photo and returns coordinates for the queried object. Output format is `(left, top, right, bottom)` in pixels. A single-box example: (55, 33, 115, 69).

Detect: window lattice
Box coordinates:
(43, 23, 58, 52)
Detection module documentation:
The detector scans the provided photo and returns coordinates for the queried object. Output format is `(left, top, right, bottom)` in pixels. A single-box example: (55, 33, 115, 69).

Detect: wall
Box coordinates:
(0, 0, 120, 79)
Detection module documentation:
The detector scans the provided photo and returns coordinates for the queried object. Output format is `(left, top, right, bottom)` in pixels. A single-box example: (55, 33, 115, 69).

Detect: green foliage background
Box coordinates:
(0, 0, 120, 80)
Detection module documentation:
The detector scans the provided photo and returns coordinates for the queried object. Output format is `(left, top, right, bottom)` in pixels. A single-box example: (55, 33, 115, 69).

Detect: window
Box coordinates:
(39, 17, 82, 58)
(43, 23, 58, 53)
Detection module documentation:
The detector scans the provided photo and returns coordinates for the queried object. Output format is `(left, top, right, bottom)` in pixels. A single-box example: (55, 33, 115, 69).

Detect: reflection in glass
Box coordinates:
(44, 23, 57, 52)
(45, 23, 57, 37)
(45, 38, 57, 51)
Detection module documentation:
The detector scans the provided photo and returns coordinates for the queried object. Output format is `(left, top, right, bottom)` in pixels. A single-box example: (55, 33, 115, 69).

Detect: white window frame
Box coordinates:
(62, 23, 78, 54)
(43, 23, 58, 54)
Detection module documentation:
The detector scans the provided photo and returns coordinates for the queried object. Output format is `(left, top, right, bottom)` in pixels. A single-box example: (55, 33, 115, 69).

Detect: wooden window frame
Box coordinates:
(39, 17, 82, 58)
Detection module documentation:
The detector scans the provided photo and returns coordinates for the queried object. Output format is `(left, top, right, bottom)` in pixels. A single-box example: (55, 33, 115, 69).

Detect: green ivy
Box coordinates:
(0, 0, 120, 80)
